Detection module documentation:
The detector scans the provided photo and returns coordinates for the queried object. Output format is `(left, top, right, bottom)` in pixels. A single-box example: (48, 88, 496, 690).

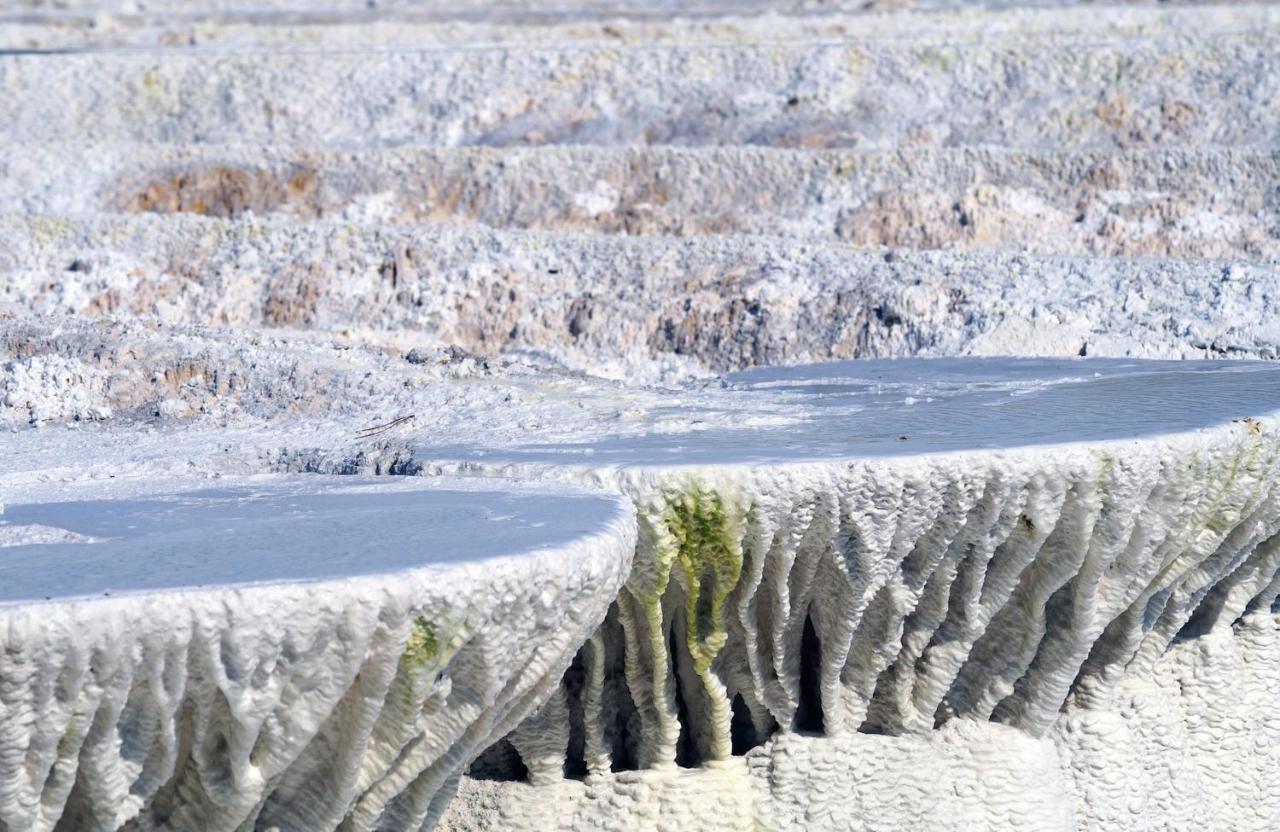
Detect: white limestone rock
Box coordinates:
(439, 610, 1280, 831)
(2, 1, 1279, 827)
(392, 358, 1280, 831)
(7, 4, 1279, 52)
(3, 31, 1278, 151)
(0, 476, 637, 832)
(3, 216, 1277, 381)
(6, 143, 1277, 260)
(4, 324, 1280, 831)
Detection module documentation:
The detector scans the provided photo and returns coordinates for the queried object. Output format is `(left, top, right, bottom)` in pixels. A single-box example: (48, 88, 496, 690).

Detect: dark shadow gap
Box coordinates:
(670, 624, 698, 768)
(794, 613, 824, 735)
(467, 738, 527, 782)
(563, 650, 588, 780)
(730, 693, 763, 755)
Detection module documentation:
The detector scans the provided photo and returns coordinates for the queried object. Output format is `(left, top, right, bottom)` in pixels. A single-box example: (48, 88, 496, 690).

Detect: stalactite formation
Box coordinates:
(482, 426, 1280, 788)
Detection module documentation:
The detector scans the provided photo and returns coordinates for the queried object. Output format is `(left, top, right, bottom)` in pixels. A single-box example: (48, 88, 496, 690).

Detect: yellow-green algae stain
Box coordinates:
(623, 483, 749, 762)
(1093, 452, 1117, 516)
(917, 46, 956, 73)
(403, 616, 441, 668)
(1144, 431, 1280, 597)
(664, 487, 745, 674)
(400, 615, 469, 679)
(397, 615, 470, 721)
(1192, 430, 1277, 536)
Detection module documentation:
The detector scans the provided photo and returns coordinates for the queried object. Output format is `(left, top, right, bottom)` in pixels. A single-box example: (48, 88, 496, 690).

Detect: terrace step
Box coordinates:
(3, 214, 1276, 375)
(376, 357, 1280, 830)
(6, 142, 1275, 259)
(0, 474, 635, 832)
(2, 29, 1277, 150)
(5, 4, 1277, 51)
(3, 1, 1279, 829)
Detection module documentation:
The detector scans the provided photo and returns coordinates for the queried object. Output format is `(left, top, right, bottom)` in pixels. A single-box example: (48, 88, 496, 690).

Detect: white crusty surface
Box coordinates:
(437, 611, 1280, 832)
(401, 360, 1280, 740)
(0, 475, 637, 832)
(3, 32, 1279, 151)
(2, 350, 1276, 828)
(3, 215, 1278, 383)
(4, 257, 1280, 832)
(7, 290, 1280, 829)
(7, 4, 1280, 52)
(389, 358, 1280, 831)
(6, 143, 1279, 260)
(5, 0, 1280, 829)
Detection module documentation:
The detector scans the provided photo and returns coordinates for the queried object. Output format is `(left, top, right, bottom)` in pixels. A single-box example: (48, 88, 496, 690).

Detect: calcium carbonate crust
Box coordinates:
(3, 32, 1279, 152)
(411, 416, 1280, 831)
(437, 609, 1280, 831)
(5, 1, 1280, 828)
(0, 477, 637, 832)
(6, 143, 1277, 260)
(6, 4, 1279, 52)
(5, 329, 1280, 832)
(2, 215, 1276, 383)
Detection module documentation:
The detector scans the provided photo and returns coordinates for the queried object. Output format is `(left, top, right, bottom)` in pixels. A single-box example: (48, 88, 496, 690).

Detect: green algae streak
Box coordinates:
(403, 616, 441, 668)
(664, 487, 745, 675)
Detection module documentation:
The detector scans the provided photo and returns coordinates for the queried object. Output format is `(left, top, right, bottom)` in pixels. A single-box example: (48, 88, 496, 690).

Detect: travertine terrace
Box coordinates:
(0, 477, 635, 832)
(2, 1, 1280, 830)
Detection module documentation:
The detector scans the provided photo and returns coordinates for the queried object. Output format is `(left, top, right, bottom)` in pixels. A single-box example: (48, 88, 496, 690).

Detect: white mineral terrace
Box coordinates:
(0, 476, 637, 832)
(395, 358, 1280, 831)
(5, 0, 1280, 829)
(413, 357, 1280, 466)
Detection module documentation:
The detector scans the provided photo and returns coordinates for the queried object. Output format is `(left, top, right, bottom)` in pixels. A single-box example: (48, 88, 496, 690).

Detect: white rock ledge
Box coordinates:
(0, 476, 637, 832)
(397, 358, 1280, 830)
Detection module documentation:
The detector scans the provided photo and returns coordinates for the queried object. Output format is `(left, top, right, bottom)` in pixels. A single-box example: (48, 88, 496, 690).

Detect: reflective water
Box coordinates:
(0, 478, 621, 604)
(420, 358, 1280, 468)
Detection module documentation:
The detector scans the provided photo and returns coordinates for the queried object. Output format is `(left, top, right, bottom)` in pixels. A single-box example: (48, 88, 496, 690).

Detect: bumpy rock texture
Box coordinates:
(465, 447, 1280, 828)
(4, 0, 1280, 830)
(0, 478, 636, 832)
(441, 611, 1280, 831)
(5, 30, 1280, 151)
(6, 144, 1280, 260)
(398, 361, 1280, 831)
(3, 215, 1277, 382)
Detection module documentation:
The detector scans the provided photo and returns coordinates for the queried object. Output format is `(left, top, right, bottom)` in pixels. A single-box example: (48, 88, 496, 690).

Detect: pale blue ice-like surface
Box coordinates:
(418, 358, 1280, 468)
(0, 477, 625, 605)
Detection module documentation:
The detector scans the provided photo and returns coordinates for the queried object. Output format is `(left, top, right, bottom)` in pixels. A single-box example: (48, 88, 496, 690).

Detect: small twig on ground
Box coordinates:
(355, 413, 416, 439)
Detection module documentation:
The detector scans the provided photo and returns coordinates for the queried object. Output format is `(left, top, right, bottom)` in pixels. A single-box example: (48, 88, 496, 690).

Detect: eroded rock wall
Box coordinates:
(441, 610, 1280, 830)
(0, 490, 636, 832)
(457, 423, 1280, 828)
